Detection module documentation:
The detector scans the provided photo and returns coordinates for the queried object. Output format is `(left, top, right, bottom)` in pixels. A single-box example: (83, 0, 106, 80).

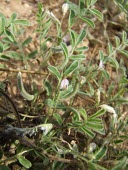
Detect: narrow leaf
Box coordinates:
(60, 42, 68, 59)
(10, 13, 17, 23)
(68, 10, 75, 27)
(0, 165, 11, 170)
(90, 109, 106, 118)
(122, 31, 127, 43)
(48, 65, 61, 80)
(64, 60, 78, 76)
(28, 50, 37, 59)
(115, 36, 120, 47)
(99, 50, 104, 61)
(89, 8, 103, 20)
(76, 29, 86, 46)
(70, 30, 77, 47)
(13, 19, 30, 26)
(88, 162, 107, 170)
(53, 113, 63, 125)
(94, 146, 107, 160)
(108, 43, 113, 55)
(0, 17, 5, 35)
(80, 17, 95, 28)
(118, 49, 128, 57)
(17, 155, 32, 169)
(75, 46, 89, 52)
(4, 30, 15, 42)
(107, 57, 119, 69)
(70, 54, 85, 61)
(79, 108, 87, 121)
(59, 85, 73, 99)
(80, 127, 95, 138)
(43, 80, 52, 96)
(90, 0, 98, 6)
(111, 156, 127, 170)
(0, 41, 4, 53)
(22, 37, 32, 46)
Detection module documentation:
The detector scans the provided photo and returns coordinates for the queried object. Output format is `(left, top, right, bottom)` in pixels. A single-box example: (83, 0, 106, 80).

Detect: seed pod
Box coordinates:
(17, 72, 34, 101)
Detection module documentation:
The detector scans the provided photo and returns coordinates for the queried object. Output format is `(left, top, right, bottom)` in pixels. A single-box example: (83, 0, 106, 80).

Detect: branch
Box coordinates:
(0, 68, 47, 75)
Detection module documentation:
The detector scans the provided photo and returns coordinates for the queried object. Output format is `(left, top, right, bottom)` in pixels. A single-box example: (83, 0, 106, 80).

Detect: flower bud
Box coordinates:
(100, 104, 116, 114)
(62, 3, 69, 16)
(60, 79, 69, 90)
(98, 60, 104, 70)
(47, 10, 60, 25)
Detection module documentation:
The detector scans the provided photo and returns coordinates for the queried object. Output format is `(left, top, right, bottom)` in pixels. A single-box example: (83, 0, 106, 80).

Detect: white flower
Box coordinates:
(96, 89, 100, 104)
(40, 124, 53, 135)
(89, 143, 96, 152)
(47, 10, 60, 25)
(98, 60, 104, 70)
(62, 3, 69, 16)
(100, 104, 116, 114)
(60, 79, 69, 90)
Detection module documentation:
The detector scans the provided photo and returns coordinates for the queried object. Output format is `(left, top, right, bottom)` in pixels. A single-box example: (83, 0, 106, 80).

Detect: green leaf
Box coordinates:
(88, 161, 107, 170)
(70, 54, 85, 61)
(13, 19, 30, 26)
(43, 80, 52, 96)
(60, 42, 68, 59)
(86, 0, 91, 8)
(0, 41, 4, 53)
(68, 10, 75, 27)
(111, 156, 127, 170)
(99, 50, 104, 61)
(71, 107, 81, 121)
(70, 30, 77, 47)
(80, 127, 95, 138)
(88, 118, 102, 124)
(22, 37, 32, 46)
(76, 29, 86, 46)
(53, 113, 63, 125)
(86, 122, 104, 130)
(118, 49, 128, 57)
(0, 64, 6, 68)
(45, 98, 54, 108)
(2, 37, 16, 44)
(101, 70, 110, 80)
(90, 0, 98, 6)
(89, 8, 103, 20)
(90, 109, 106, 118)
(48, 65, 61, 80)
(80, 17, 95, 28)
(28, 50, 37, 59)
(0, 165, 11, 170)
(122, 31, 127, 43)
(0, 148, 3, 159)
(94, 146, 107, 161)
(64, 60, 78, 76)
(17, 155, 32, 169)
(115, 36, 120, 47)
(4, 29, 15, 42)
(0, 17, 5, 35)
(79, 108, 87, 121)
(59, 85, 73, 99)
(75, 46, 89, 52)
(3, 44, 10, 51)
(107, 57, 119, 69)
(10, 13, 17, 23)
(4, 51, 22, 60)
(108, 43, 113, 55)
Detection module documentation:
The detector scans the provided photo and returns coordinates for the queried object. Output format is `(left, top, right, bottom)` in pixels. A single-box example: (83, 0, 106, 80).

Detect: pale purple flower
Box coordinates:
(60, 79, 69, 90)
(98, 60, 104, 70)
